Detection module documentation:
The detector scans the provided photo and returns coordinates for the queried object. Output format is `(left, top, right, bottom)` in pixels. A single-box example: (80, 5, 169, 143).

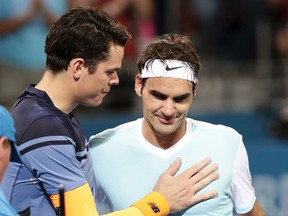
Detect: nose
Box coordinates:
(109, 73, 120, 86)
(161, 100, 175, 117)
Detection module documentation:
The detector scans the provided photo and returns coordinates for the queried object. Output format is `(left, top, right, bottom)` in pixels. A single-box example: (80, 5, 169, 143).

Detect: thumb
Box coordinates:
(165, 157, 182, 176)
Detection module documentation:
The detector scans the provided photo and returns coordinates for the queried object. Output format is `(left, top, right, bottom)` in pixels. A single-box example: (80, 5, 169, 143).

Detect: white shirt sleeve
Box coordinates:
(231, 140, 256, 214)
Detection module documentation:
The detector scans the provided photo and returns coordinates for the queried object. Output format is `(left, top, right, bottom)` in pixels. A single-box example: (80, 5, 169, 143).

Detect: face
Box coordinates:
(0, 137, 11, 182)
(75, 44, 125, 106)
(135, 75, 196, 141)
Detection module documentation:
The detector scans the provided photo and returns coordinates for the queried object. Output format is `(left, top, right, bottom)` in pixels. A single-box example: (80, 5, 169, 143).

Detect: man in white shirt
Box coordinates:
(90, 33, 266, 216)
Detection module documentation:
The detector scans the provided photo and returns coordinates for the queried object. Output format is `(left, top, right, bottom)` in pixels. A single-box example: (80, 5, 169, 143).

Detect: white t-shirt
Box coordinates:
(90, 118, 256, 215)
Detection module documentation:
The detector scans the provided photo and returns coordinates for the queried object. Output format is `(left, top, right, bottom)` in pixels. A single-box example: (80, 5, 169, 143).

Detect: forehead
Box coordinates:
(145, 77, 193, 94)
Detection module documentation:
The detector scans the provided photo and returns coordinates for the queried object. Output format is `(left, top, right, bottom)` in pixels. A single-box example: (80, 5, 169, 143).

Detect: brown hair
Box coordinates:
(137, 33, 200, 92)
(45, 7, 131, 73)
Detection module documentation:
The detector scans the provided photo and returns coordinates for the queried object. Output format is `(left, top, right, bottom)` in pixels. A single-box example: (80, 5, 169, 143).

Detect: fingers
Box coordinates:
(189, 162, 219, 183)
(190, 166, 219, 192)
(164, 157, 182, 176)
(154, 157, 219, 213)
(175, 158, 219, 210)
(178, 157, 212, 179)
(191, 190, 218, 204)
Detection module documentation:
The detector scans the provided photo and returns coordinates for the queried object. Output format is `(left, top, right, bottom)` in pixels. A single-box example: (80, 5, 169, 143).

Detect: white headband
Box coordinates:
(141, 59, 196, 83)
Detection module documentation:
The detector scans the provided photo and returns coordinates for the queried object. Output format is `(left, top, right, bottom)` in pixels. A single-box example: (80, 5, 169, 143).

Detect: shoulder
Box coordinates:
(187, 118, 242, 141)
(89, 119, 140, 148)
(12, 100, 75, 145)
(189, 118, 239, 132)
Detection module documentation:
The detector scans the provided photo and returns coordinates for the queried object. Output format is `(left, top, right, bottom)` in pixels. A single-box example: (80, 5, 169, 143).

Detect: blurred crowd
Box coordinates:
(1, 0, 288, 138)
(0, 0, 157, 108)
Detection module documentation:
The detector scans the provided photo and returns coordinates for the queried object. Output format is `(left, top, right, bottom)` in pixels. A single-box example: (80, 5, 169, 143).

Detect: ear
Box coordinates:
(0, 136, 8, 153)
(70, 58, 85, 80)
(0, 137, 7, 146)
(134, 74, 143, 97)
(194, 79, 199, 97)
(0, 136, 9, 181)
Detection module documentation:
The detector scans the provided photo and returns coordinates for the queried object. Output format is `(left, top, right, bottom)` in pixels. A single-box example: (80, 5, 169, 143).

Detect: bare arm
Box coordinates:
(239, 201, 266, 216)
(153, 157, 219, 213)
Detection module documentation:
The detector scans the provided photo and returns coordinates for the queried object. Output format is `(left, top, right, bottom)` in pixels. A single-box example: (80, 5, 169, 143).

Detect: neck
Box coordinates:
(142, 120, 186, 150)
(36, 70, 76, 113)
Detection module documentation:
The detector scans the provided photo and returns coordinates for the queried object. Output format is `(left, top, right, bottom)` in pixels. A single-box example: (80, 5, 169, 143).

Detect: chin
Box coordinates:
(154, 126, 175, 136)
(82, 99, 103, 107)
(92, 101, 103, 107)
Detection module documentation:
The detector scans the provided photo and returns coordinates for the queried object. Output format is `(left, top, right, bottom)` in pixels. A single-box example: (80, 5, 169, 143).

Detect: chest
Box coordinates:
(93, 135, 239, 215)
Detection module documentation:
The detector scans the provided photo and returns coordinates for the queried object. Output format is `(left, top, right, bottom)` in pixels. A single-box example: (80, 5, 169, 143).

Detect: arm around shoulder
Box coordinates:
(54, 157, 218, 216)
(51, 184, 168, 216)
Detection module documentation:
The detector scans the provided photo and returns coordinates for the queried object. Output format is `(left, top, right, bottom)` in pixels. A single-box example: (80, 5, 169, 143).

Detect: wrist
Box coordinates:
(131, 192, 170, 216)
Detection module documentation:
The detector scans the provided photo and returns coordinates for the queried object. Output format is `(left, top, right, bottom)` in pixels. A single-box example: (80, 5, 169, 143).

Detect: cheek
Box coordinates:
(177, 104, 191, 116)
(179, 98, 193, 112)
(85, 73, 105, 88)
(143, 98, 161, 112)
(83, 80, 102, 95)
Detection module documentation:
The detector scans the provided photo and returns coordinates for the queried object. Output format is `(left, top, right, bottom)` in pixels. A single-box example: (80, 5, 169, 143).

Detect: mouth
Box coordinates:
(102, 91, 109, 95)
(158, 116, 174, 125)
(103, 88, 110, 93)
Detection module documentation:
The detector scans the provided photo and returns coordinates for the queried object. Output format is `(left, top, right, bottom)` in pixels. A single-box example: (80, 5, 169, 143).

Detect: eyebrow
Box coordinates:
(150, 90, 191, 100)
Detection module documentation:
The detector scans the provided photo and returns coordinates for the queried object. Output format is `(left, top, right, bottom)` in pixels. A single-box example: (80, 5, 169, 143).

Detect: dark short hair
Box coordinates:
(137, 34, 200, 93)
(45, 7, 131, 73)
(137, 34, 200, 76)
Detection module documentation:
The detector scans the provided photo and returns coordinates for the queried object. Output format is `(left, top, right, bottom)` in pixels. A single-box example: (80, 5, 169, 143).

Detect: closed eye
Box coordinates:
(150, 90, 167, 100)
(150, 90, 191, 103)
(174, 94, 191, 103)
(106, 70, 117, 75)
(106, 67, 120, 75)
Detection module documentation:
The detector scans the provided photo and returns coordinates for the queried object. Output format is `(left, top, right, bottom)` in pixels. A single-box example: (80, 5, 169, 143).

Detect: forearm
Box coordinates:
(102, 207, 144, 216)
(51, 184, 169, 216)
(103, 192, 169, 216)
(239, 201, 266, 216)
(50, 183, 99, 216)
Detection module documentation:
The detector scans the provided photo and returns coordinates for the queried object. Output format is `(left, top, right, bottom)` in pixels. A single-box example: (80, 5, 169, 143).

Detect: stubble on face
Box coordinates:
(79, 45, 125, 107)
(141, 78, 194, 148)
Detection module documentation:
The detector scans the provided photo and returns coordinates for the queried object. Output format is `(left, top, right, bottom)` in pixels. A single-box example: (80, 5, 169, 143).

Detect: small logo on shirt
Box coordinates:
(147, 202, 160, 213)
(165, 65, 184, 71)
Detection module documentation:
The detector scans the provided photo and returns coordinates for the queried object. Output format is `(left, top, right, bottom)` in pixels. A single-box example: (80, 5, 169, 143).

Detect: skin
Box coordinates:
(240, 202, 266, 216)
(0, 136, 11, 182)
(153, 156, 219, 213)
(36, 44, 124, 113)
(135, 74, 197, 149)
